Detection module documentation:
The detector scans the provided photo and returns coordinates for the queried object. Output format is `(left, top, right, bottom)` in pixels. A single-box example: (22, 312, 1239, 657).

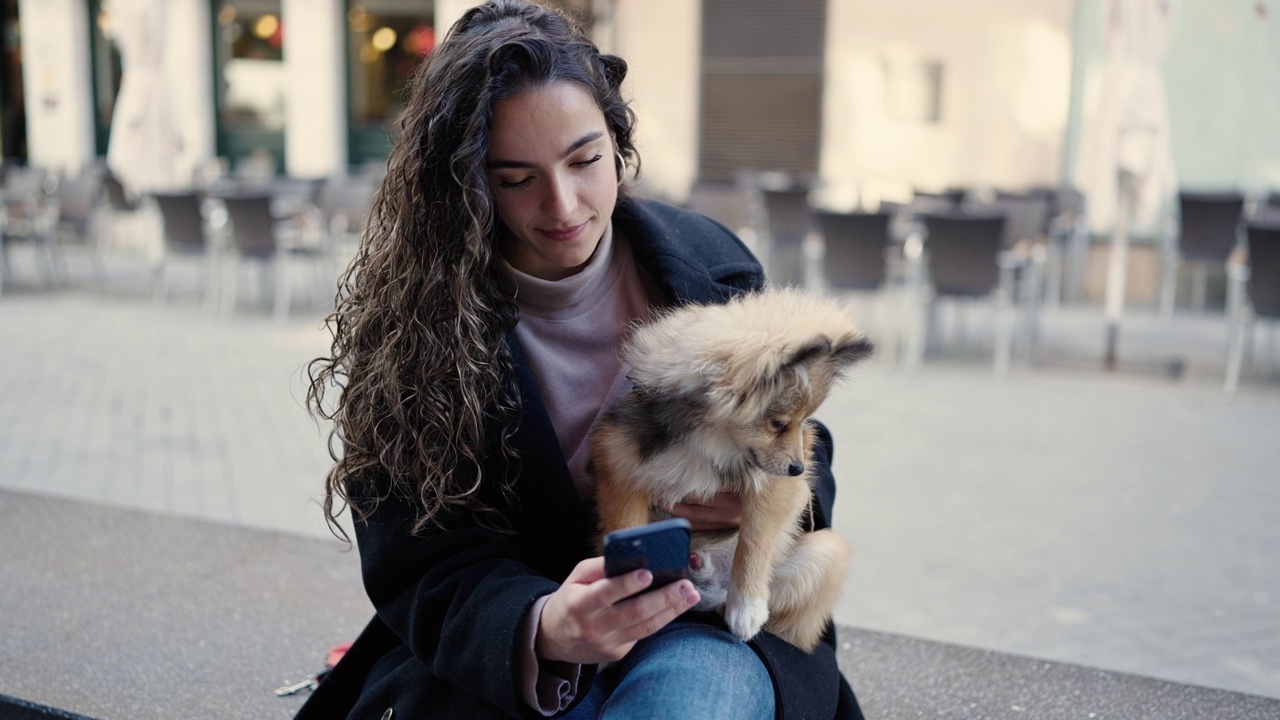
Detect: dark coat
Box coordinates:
(295, 197, 864, 720)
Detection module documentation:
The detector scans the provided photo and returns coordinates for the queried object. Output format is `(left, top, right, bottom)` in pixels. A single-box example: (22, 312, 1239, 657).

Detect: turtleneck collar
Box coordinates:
(502, 221, 619, 320)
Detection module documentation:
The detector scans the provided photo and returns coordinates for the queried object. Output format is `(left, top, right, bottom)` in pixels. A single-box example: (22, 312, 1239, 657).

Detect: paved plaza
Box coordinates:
(2, 249, 1279, 700)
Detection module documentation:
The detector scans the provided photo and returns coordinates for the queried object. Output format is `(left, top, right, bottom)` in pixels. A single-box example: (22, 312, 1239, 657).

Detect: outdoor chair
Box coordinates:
(1, 166, 62, 294)
(52, 166, 107, 282)
(221, 194, 331, 321)
(1225, 219, 1280, 396)
(1162, 191, 1245, 315)
(687, 180, 759, 243)
(760, 187, 813, 287)
(988, 191, 1052, 251)
(815, 210, 895, 291)
(1040, 185, 1089, 305)
(316, 175, 378, 259)
(908, 211, 1019, 373)
(914, 188, 967, 207)
(815, 209, 901, 359)
(1252, 191, 1280, 223)
(152, 192, 216, 309)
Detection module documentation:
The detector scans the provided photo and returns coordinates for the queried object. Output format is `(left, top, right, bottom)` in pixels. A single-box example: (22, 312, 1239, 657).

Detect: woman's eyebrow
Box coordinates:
(487, 131, 605, 169)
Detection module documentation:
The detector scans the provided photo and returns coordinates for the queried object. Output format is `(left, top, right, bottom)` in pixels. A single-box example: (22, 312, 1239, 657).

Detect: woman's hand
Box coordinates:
(669, 491, 743, 531)
(535, 557, 700, 664)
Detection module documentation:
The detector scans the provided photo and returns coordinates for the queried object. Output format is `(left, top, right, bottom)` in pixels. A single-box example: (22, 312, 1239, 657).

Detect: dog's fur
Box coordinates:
(592, 287, 872, 651)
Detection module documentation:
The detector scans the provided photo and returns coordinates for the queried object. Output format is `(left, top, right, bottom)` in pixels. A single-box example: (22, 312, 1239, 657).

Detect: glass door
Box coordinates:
(213, 0, 286, 175)
(345, 0, 435, 167)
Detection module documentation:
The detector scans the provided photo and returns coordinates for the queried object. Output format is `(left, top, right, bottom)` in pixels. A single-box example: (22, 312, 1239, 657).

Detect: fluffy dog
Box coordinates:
(592, 287, 872, 651)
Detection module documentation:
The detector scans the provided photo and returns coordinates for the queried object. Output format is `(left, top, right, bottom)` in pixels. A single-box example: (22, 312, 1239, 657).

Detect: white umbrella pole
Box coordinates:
(1103, 171, 1134, 370)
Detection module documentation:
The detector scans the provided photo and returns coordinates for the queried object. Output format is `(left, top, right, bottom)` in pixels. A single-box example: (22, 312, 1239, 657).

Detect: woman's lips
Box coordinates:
(539, 221, 588, 242)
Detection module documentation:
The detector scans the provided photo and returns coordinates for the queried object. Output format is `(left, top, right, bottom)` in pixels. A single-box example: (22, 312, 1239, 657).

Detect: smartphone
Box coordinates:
(603, 518, 692, 591)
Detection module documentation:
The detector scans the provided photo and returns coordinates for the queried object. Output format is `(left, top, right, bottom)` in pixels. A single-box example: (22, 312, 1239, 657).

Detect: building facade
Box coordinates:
(4, 1, 1276, 208)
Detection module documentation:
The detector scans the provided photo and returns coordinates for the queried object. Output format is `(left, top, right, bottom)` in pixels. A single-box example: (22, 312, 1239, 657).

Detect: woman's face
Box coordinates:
(486, 81, 618, 281)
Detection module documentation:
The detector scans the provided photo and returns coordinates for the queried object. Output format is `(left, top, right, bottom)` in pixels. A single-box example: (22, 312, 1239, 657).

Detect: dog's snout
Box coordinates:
(787, 461, 805, 476)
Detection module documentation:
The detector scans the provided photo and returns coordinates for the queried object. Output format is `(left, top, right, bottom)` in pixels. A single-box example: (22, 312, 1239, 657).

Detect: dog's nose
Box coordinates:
(787, 461, 805, 476)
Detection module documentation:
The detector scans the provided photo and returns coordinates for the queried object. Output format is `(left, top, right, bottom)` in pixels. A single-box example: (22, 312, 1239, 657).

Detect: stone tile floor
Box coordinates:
(2, 252, 1278, 699)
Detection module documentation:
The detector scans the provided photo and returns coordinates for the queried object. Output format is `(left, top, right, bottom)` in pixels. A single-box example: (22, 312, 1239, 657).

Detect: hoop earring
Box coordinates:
(615, 150, 626, 184)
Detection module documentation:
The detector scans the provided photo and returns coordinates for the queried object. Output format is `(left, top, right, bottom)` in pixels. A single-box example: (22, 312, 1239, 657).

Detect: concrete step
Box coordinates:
(4, 490, 1278, 719)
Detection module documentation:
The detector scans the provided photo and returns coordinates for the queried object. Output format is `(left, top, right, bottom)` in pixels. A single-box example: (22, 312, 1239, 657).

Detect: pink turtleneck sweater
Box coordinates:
(503, 221, 661, 715)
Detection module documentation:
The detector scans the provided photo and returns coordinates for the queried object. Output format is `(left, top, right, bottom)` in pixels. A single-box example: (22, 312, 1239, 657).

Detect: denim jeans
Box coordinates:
(562, 619, 776, 720)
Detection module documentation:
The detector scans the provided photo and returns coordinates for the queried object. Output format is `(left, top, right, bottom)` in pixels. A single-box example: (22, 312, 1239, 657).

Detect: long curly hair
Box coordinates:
(307, 0, 639, 540)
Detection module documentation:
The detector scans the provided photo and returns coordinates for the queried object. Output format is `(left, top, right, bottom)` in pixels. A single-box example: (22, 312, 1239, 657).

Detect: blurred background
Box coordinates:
(2, 0, 1279, 704)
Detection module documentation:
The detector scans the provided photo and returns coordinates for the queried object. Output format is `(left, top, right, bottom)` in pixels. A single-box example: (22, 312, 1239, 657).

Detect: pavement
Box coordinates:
(2, 245, 1279, 701)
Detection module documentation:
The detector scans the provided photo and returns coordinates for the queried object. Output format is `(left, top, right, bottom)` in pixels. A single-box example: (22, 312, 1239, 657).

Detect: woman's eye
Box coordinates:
(572, 153, 603, 168)
(497, 176, 533, 189)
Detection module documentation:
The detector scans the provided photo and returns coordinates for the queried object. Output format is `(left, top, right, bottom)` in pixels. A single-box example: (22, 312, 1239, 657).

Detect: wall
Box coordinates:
(283, 0, 345, 178)
(1067, 0, 1280, 196)
(17, 0, 94, 173)
(166, 0, 215, 185)
(613, 0, 701, 202)
(819, 0, 1075, 209)
(435, 0, 484, 39)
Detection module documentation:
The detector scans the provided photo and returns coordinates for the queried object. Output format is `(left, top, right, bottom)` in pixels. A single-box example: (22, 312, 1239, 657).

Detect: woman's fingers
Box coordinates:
(670, 491, 743, 531)
(605, 579, 701, 638)
(536, 560, 700, 664)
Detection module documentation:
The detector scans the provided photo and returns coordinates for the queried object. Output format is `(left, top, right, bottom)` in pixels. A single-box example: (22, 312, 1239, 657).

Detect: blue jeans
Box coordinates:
(562, 620, 776, 720)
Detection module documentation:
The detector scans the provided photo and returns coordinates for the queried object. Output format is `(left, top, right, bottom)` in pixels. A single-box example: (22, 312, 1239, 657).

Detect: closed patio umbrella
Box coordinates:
(1075, 0, 1178, 368)
(105, 0, 185, 196)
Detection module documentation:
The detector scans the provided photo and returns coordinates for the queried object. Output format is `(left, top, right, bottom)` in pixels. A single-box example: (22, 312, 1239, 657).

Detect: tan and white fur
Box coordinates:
(592, 287, 872, 651)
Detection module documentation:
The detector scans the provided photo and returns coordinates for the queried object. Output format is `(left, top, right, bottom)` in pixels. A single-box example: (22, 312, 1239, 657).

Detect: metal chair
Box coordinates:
(1042, 186, 1089, 306)
(152, 192, 216, 309)
(316, 175, 378, 257)
(815, 209, 901, 359)
(815, 210, 894, 291)
(909, 211, 1017, 373)
(52, 166, 107, 282)
(760, 187, 812, 287)
(1225, 220, 1280, 396)
(1163, 191, 1245, 315)
(1, 166, 62, 294)
(989, 191, 1052, 251)
(687, 181, 758, 237)
(221, 194, 330, 321)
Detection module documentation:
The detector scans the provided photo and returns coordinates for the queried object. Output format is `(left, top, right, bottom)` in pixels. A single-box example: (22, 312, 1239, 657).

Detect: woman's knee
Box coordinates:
(602, 621, 775, 720)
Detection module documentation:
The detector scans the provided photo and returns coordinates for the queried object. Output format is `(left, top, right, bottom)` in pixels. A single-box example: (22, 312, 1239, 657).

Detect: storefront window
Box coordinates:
(215, 0, 285, 172)
(346, 0, 434, 165)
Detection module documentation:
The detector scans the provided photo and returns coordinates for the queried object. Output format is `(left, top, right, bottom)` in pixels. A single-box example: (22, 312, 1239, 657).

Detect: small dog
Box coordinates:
(592, 287, 872, 651)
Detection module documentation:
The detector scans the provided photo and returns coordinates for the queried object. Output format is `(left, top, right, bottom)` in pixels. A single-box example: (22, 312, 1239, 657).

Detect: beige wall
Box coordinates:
(18, 0, 94, 173)
(284, 0, 346, 178)
(819, 0, 1075, 209)
(611, 0, 701, 203)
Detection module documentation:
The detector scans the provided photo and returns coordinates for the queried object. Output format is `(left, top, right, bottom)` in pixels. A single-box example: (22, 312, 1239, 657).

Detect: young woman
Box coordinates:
(301, 2, 865, 718)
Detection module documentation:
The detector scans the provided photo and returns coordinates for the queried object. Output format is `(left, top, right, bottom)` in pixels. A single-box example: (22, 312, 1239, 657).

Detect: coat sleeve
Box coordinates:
(352, 479, 593, 718)
(806, 419, 839, 531)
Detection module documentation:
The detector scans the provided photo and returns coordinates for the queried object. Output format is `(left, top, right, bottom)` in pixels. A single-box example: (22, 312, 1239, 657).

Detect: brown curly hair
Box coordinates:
(307, 0, 639, 541)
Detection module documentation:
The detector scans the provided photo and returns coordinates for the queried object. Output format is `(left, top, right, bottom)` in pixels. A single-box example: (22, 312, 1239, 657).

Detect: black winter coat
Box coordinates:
(295, 197, 865, 719)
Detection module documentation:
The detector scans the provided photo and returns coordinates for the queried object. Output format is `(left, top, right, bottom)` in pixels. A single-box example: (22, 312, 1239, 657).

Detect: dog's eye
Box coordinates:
(769, 419, 789, 433)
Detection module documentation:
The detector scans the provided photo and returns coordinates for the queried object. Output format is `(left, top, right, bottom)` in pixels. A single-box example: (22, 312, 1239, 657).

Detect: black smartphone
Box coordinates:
(603, 518, 692, 591)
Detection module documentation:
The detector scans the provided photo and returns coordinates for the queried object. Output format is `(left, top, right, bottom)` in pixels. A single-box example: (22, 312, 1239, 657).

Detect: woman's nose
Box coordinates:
(542, 173, 575, 218)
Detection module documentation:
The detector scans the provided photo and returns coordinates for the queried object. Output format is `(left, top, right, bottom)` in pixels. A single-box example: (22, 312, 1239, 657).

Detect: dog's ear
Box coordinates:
(782, 339, 832, 372)
(832, 337, 874, 366)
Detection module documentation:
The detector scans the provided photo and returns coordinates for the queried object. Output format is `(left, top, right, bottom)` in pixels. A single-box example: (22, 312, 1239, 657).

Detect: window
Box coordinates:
(214, 0, 285, 172)
(346, 0, 434, 165)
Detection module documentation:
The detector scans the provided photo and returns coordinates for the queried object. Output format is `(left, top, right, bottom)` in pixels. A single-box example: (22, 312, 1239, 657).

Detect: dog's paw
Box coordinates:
(724, 591, 769, 642)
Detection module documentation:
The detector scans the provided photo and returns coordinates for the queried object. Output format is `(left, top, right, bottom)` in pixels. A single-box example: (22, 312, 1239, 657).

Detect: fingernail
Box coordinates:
(679, 581, 699, 605)
(636, 570, 653, 585)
